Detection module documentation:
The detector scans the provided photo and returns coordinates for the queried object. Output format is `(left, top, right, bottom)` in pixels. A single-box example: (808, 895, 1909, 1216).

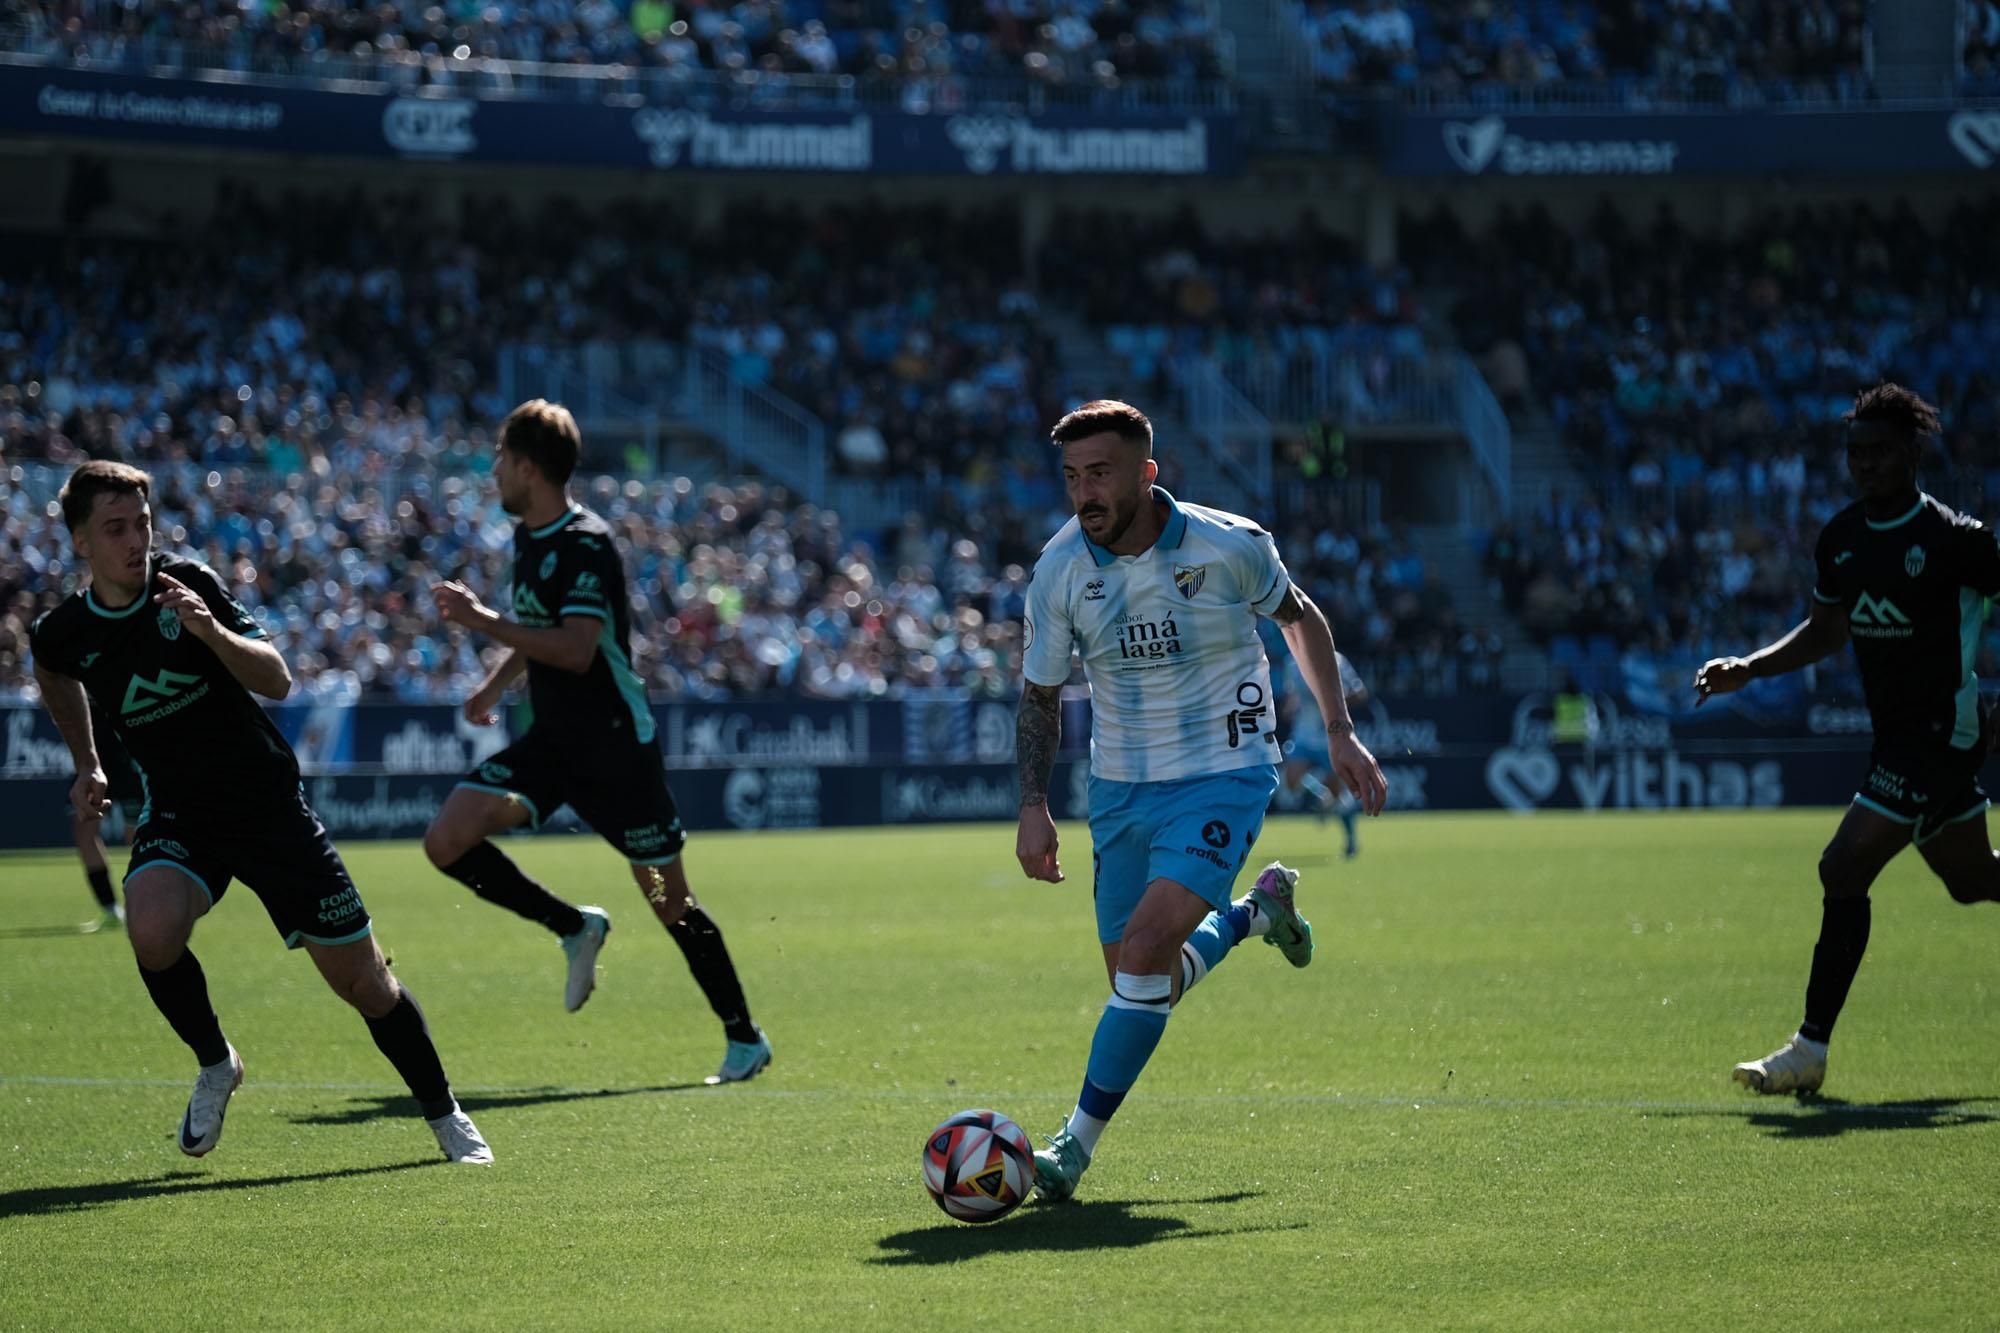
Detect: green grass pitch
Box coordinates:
(3, 810, 1997, 1330)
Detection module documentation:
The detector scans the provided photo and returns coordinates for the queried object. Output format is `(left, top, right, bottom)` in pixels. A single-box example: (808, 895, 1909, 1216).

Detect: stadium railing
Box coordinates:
(0, 30, 1239, 113)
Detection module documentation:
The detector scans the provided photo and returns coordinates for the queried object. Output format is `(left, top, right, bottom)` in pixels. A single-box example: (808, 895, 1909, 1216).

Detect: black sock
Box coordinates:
(85, 866, 116, 909)
(137, 950, 229, 1067)
(364, 989, 457, 1121)
(440, 842, 586, 939)
(1799, 896, 1872, 1045)
(667, 908, 759, 1043)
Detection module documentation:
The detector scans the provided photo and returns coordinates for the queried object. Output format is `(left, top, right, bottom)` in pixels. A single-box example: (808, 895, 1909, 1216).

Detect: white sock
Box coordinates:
(1234, 895, 1272, 938)
(1793, 1032, 1828, 1055)
(1062, 1107, 1108, 1158)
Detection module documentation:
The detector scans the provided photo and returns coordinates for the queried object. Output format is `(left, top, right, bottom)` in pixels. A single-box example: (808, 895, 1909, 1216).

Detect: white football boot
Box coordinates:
(427, 1107, 495, 1164)
(178, 1044, 244, 1156)
(1732, 1033, 1828, 1094)
(560, 907, 612, 1012)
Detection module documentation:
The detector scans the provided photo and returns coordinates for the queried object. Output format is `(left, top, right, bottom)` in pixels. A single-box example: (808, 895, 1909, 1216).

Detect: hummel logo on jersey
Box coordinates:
(1084, 578, 1106, 601)
(121, 669, 204, 715)
(1833, 551, 1854, 565)
(77, 652, 102, 669)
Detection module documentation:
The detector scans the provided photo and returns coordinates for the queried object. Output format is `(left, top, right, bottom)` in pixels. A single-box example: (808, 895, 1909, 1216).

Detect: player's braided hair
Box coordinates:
(1845, 382, 1942, 438)
(59, 460, 152, 533)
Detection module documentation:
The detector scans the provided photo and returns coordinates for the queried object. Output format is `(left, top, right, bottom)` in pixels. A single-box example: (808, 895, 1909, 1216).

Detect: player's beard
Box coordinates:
(1080, 490, 1142, 547)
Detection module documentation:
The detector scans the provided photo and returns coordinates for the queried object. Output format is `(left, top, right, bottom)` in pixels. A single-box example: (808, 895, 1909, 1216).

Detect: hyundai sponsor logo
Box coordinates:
(1442, 115, 1678, 176)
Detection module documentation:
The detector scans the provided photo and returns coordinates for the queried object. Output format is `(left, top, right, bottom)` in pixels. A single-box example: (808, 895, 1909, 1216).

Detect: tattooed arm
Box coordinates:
(1015, 681, 1065, 882)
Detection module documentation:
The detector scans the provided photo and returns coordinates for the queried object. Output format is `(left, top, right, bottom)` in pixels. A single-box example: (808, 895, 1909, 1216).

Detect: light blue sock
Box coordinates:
(1177, 903, 1255, 1000)
(1300, 773, 1334, 804)
(1070, 971, 1173, 1155)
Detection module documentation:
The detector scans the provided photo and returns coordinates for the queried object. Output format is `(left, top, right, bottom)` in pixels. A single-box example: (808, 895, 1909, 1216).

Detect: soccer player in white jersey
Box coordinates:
(1014, 400, 1388, 1201)
(1277, 649, 1369, 858)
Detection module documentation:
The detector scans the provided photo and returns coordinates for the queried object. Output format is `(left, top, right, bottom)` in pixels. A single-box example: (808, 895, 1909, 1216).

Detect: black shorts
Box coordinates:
(1857, 733, 1990, 846)
(458, 728, 686, 864)
(123, 789, 371, 949)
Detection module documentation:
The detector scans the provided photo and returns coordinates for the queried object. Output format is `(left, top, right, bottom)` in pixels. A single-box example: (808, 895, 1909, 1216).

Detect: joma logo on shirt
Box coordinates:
(1115, 616, 1183, 661)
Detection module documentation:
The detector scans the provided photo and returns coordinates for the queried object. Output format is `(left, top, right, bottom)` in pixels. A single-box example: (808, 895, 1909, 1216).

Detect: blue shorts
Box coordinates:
(1086, 765, 1280, 945)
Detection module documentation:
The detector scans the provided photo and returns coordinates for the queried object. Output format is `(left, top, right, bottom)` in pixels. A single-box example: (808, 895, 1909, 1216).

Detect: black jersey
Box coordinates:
(1812, 494, 2000, 748)
(29, 553, 298, 815)
(509, 504, 656, 746)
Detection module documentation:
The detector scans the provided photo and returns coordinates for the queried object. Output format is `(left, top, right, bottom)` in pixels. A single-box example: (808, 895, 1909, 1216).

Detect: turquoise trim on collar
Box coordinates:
(1079, 487, 1186, 566)
(86, 584, 150, 619)
(1864, 496, 1926, 530)
(1155, 487, 1188, 550)
(528, 506, 579, 540)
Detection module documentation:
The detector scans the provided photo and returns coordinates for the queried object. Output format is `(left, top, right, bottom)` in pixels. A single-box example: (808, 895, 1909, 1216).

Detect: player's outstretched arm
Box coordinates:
(1015, 680, 1064, 883)
(433, 581, 598, 675)
(31, 662, 109, 820)
(154, 572, 291, 699)
(1269, 583, 1388, 815)
(1694, 598, 1848, 706)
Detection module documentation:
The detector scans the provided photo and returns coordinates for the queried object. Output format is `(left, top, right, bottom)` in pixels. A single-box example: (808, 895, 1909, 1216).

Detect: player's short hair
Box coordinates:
(59, 460, 152, 533)
(499, 399, 582, 484)
(1845, 382, 1942, 440)
(1051, 400, 1153, 454)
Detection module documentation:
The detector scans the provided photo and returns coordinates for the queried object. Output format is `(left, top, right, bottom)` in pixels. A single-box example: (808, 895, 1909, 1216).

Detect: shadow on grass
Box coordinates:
(1662, 1096, 2000, 1139)
(288, 1083, 708, 1126)
(871, 1191, 1305, 1264)
(0, 925, 113, 942)
(0, 1159, 436, 1219)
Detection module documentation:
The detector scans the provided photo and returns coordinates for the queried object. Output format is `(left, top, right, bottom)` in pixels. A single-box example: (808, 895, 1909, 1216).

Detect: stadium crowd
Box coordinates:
(0, 181, 1498, 705)
(1292, 0, 1871, 102)
(1414, 195, 2000, 685)
(3, 0, 1230, 94)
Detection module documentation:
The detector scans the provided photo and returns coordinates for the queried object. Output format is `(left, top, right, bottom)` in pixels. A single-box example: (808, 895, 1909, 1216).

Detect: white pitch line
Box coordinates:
(0, 1075, 1990, 1117)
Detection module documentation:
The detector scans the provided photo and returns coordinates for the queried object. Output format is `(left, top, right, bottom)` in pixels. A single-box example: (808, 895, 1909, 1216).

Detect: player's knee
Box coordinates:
(1117, 924, 1181, 974)
(127, 917, 185, 971)
(1817, 846, 1874, 900)
(422, 821, 471, 869)
(1942, 873, 1994, 906)
(331, 963, 399, 1017)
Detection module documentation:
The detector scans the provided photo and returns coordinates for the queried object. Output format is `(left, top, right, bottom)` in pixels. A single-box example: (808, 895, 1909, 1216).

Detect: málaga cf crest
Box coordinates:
(1173, 564, 1207, 600)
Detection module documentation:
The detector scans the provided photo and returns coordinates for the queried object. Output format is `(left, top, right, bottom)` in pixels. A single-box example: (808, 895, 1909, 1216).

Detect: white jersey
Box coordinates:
(1022, 488, 1291, 783)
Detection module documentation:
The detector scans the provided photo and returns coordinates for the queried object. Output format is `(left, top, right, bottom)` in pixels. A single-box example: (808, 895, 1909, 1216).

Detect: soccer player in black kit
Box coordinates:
(1697, 385, 2000, 1094)
(29, 462, 492, 1162)
(423, 400, 771, 1084)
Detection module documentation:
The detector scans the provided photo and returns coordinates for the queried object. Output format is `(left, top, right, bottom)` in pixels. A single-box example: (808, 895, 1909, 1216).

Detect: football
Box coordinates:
(921, 1109, 1036, 1224)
